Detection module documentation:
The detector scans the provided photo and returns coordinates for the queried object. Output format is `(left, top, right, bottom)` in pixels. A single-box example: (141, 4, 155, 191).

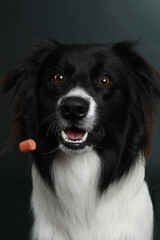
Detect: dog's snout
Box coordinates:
(60, 97, 89, 121)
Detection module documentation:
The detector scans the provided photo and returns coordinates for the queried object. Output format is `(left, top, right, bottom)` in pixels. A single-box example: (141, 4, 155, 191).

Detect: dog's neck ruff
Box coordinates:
(31, 150, 153, 240)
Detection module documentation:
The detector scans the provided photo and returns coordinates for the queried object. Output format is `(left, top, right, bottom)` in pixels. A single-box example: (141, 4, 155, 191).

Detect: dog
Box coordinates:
(2, 40, 160, 240)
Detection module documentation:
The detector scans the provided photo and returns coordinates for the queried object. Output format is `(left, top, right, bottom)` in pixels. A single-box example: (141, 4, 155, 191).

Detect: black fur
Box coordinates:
(2, 40, 160, 217)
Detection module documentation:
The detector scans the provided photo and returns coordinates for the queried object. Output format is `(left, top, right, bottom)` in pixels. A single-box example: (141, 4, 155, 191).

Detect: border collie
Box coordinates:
(2, 40, 160, 240)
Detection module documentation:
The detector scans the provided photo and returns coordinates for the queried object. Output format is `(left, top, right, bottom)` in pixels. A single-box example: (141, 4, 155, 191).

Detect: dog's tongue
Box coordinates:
(65, 128, 85, 140)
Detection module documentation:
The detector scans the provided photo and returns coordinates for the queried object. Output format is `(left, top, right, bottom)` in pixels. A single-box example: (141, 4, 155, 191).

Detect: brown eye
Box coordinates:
(53, 73, 64, 83)
(99, 77, 110, 87)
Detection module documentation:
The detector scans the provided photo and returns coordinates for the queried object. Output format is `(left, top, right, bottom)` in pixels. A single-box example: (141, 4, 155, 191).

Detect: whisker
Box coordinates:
(52, 121, 61, 138)
(98, 124, 105, 136)
(91, 144, 103, 149)
(46, 120, 57, 136)
(29, 113, 55, 139)
(40, 147, 60, 155)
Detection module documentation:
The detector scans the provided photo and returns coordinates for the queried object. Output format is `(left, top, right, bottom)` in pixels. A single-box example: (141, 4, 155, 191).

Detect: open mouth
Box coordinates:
(61, 127, 88, 149)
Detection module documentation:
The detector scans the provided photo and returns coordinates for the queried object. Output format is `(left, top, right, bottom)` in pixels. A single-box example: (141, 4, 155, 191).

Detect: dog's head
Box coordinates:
(2, 40, 160, 190)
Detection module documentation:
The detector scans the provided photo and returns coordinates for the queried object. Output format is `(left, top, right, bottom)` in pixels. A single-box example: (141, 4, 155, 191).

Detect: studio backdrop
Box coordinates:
(0, 0, 160, 239)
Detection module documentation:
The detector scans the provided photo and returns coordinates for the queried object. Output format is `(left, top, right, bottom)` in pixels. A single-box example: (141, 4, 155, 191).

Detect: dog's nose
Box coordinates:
(60, 97, 89, 121)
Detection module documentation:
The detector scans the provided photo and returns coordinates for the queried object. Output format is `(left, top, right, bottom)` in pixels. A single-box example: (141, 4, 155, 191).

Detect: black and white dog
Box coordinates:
(3, 40, 160, 240)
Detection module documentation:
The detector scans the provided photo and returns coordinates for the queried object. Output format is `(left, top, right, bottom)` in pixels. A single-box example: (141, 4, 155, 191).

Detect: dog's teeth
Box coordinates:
(65, 138, 83, 143)
(81, 132, 88, 141)
(61, 130, 88, 144)
(61, 131, 68, 141)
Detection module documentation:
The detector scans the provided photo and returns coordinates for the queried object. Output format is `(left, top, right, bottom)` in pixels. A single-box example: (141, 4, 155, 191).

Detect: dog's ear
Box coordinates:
(1, 39, 58, 150)
(2, 39, 57, 93)
(112, 41, 160, 116)
(112, 41, 160, 98)
(112, 41, 160, 159)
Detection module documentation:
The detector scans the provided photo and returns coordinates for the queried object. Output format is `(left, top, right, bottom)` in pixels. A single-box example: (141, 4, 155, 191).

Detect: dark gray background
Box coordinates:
(0, 0, 160, 239)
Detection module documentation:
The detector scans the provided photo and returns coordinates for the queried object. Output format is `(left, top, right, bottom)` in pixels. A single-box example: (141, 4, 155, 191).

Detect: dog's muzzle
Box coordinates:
(59, 97, 89, 151)
(57, 88, 97, 154)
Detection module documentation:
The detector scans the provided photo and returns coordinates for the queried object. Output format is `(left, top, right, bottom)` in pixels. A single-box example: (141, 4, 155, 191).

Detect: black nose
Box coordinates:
(60, 97, 89, 121)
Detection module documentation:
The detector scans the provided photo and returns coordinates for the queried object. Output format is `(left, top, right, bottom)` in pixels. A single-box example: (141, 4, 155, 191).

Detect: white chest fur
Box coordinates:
(31, 150, 153, 240)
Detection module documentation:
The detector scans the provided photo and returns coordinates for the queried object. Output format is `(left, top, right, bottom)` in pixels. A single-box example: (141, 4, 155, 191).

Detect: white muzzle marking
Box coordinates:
(58, 87, 97, 132)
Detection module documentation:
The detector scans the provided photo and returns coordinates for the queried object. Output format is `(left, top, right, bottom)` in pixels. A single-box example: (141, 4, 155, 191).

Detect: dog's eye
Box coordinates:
(99, 77, 110, 87)
(52, 73, 64, 84)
